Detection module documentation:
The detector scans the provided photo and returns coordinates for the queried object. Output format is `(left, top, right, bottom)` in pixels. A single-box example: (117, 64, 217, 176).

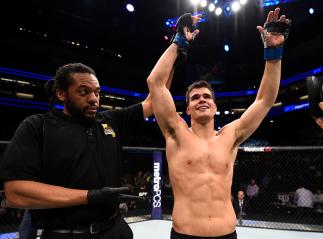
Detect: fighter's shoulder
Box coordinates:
(178, 116, 189, 127)
(217, 120, 238, 135)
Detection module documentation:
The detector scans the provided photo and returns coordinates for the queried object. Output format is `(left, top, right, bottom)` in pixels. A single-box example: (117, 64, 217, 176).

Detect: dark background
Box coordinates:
(0, 0, 323, 146)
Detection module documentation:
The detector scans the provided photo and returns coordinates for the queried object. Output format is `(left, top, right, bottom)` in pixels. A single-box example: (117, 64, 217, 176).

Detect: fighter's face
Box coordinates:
(57, 73, 100, 122)
(186, 87, 217, 121)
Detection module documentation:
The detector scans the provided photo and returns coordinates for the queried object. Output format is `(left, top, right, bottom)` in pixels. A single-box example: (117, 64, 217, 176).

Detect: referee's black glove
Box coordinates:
(87, 187, 146, 204)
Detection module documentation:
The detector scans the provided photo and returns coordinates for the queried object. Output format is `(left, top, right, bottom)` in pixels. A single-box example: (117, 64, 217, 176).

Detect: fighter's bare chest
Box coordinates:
(175, 141, 231, 172)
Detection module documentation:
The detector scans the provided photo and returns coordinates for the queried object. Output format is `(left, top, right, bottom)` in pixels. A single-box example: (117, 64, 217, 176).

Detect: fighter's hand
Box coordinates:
(183, 14, 201, 41)
(172, 13, 201, 67)
(257, 8, 291, 47)
(315, 102, 323, 129)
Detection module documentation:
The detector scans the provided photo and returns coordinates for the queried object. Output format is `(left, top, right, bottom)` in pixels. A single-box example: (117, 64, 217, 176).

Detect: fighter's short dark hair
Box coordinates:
(185, 80, 215, 105)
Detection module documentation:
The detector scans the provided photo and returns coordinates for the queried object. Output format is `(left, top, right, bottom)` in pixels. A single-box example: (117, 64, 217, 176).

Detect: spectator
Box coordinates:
(247, 179, 259, 199)
(247, 178, 260, 213)
(134, 171, 146, 189)
(232, 190, 249, 219)
(294, 183, 315, 208)
(294, 182, 315, 217)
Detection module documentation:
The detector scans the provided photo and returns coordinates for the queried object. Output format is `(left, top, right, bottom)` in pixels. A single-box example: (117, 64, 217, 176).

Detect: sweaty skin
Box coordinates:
(164, 87, 237, 236)
(168, 122, 238, 236)
(147, 8, 287, 237)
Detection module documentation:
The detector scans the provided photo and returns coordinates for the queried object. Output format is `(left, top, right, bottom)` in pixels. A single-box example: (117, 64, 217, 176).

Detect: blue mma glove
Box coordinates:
(171, 13, 198, 67)
(262, 20, 292, 60)
(172, 13, 193, 50)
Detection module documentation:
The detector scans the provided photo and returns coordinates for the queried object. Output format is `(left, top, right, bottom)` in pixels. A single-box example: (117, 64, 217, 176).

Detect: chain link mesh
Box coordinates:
(1, 146, 323, 238)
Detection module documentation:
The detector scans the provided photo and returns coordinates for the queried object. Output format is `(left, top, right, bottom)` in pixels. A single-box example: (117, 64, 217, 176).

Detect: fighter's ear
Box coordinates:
(56, 89, 66, 102)
(186, 106, 191, 116)
(213, 103, 217, 115)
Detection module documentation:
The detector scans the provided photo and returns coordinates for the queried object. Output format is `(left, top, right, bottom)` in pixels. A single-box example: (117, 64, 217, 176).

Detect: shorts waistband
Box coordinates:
(171, 228, 237, 239)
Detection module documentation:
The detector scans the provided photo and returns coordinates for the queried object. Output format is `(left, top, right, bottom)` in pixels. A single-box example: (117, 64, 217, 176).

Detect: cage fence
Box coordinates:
(0, 145, 323, 238)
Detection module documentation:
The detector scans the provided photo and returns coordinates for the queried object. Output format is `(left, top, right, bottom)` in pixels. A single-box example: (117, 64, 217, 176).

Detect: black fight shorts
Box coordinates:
(171, 228, 237, 239)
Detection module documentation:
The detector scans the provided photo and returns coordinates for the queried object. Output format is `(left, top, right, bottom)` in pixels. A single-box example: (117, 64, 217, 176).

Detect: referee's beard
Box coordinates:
(65, 98, 97, 125)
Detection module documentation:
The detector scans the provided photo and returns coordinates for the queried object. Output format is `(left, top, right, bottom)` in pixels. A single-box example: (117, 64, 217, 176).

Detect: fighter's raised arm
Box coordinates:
(147, 13, 200, 138)
(234, 8, 291, 145)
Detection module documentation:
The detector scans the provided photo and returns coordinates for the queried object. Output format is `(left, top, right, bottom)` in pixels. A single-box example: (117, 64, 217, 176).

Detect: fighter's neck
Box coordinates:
(190, 120, 217, 139)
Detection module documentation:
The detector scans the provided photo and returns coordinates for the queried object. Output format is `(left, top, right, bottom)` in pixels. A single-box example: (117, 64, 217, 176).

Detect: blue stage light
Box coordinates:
(1, 66, 322, 99)
(284, 102, 309, 113)
(260, 0, 295, 8)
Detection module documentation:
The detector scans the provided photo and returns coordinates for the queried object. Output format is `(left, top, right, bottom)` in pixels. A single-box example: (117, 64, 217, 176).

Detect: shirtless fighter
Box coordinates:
(147, 8, 291, 239)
